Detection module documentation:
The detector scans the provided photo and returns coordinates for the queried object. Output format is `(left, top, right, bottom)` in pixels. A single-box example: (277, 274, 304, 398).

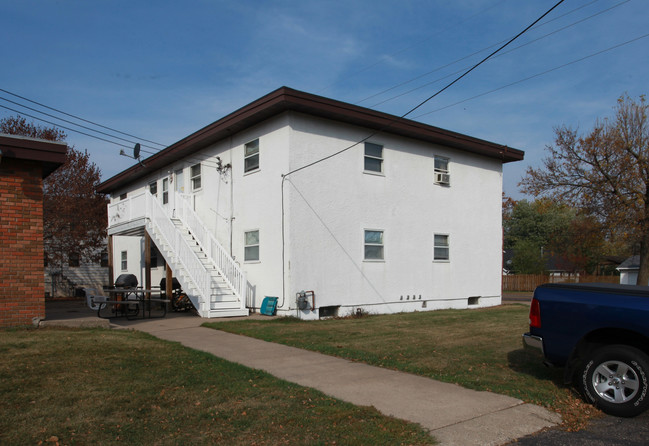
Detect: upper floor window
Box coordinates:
(191, 163, 202, 190)
(119, 193, 128, 201)
(364, 142, 383, 173)
(434, 156, 450, 186)
(364, 229, 384, 260)
(149, 181, 158, 197)
(162, 178, 169, 204)
(244, 139, 260, 173)
(100, 250, 109, 267)
(434, 234, 450, 261)
(244, 230, 260, 261)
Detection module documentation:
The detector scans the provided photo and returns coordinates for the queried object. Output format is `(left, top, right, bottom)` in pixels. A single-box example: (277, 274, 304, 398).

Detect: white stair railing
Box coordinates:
(175, 194, 247, 306)
(146, 192, 212, 314)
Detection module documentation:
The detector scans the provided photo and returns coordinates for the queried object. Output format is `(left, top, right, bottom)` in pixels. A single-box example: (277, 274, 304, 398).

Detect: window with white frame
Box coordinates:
(364, 142, 383, 173)
(149, 181, 158, 197)
(162, 178, 169, 204)
(121, 251, 128, 270)
(191, 163, 202, 190)
(244, 230, 260, 261)
(364, 229, 384, 260)
(434, 156, 450, 185)
(244, 139, 260, 173)
(434, 234, 450, 261)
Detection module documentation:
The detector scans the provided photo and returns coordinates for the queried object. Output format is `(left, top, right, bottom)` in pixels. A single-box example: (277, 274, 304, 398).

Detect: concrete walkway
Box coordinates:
(43, 301, 560, 445)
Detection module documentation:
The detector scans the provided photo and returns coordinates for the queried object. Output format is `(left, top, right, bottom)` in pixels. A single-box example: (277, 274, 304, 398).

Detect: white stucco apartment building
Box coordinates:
(97, 87, 524, 319)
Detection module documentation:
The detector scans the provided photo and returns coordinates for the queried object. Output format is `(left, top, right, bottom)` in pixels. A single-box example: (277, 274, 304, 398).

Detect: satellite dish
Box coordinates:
(134, 143, 141, 159)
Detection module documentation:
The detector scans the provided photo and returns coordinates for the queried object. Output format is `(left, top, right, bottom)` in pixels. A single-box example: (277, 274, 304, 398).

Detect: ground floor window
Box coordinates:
(434, 234, 450, 261)
(244, 230, 260, 261)
(364, 229, 384, 260)
(121, 251, 128, 270)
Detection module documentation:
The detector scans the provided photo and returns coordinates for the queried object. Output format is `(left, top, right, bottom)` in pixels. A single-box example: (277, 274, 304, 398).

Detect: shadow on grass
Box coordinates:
(508, 348, 565, 385)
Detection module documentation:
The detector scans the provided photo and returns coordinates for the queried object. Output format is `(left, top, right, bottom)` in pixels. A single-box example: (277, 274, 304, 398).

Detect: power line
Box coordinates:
(356, 0, 606, 106)
(282, 0, 566, 179)
(316, 0, 509, 96)
(0, 104, 133, 150)
(0, 102, 224, 169)
(0, 88, 166, 148)
(0, 96, 161, 152)
(369, 0, 630, 109)
(280, 0, 568, 306)
(413, 32, 649, 119)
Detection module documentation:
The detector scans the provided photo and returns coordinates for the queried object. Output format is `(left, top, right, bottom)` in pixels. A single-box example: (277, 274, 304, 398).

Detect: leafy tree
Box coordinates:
(504, 198, 613, 274)
(521, 95, 648, 282)
(0, 115, 107, 269)
(504, 198, 573, 273)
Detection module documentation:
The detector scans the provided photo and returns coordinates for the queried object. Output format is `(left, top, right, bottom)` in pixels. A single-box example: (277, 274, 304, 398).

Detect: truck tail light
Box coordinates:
(529, 297, 541, 328)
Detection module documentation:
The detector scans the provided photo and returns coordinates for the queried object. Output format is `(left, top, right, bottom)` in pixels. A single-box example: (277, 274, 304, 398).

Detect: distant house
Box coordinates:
(618, 255, 643, 285)
(0, 134, 66, 327)
(97, 87, 524, 319)
(44, 246, 110, 298)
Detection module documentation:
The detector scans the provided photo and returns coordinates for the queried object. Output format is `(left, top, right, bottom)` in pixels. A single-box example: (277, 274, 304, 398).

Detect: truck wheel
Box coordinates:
(578, 345, 649, 417)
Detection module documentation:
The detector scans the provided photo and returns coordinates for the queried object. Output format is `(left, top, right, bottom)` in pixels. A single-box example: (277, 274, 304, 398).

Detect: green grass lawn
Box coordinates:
(204, 304, 600, 429)
(0, 328, 435, 445)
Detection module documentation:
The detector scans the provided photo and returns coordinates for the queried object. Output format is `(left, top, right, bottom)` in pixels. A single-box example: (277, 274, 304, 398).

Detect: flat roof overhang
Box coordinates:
(98, 87, 524, 194)
(0, 134, 67, 178)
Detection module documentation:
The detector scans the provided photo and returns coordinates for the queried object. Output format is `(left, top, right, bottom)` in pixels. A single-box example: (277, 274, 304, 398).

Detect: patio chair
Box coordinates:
(84, 288, 107, 311)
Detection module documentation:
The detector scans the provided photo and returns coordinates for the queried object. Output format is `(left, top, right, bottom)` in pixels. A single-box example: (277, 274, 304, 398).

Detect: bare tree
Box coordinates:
(521, 94, 649, 283)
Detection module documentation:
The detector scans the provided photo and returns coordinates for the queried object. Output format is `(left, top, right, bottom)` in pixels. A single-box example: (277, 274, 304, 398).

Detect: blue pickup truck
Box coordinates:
(523, 283, 649, 417)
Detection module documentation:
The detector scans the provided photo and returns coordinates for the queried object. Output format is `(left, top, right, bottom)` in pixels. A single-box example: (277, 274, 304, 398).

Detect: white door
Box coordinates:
(171, 169, 184, 212)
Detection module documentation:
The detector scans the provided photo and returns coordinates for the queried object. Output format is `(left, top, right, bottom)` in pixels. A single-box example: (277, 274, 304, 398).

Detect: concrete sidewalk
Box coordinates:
(108, 314, 560, 446)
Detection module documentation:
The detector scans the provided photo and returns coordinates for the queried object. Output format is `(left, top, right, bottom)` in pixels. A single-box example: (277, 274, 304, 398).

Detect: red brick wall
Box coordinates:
(0, 158, 45, 327)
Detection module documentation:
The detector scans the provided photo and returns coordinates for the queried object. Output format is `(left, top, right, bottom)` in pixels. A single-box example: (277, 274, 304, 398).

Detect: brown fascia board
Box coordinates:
(0, 134, 67, 178)
(97, 87, 524, 194)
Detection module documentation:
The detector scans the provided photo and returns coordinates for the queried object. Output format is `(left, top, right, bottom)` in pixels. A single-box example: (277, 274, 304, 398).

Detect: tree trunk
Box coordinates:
(637, 231, 649, 286)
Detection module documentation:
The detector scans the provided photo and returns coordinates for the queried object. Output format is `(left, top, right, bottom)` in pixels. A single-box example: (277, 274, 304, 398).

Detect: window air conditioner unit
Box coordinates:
(435, 173, 450, 185)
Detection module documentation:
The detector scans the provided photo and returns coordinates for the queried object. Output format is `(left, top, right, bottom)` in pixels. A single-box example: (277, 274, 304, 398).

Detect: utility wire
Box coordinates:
(0, 96, 161, 151)
(0, 104, 133, 150)
(356, 0, 605, 106)
(282, 0, 566, 179)
(370, 0, 629, 109)
(280, 0, 567, 308)
(0, 88, 166, 148)
(316, 0, 509, 95)
(413, 31, 649, 119)
(0, 102, 224, 169)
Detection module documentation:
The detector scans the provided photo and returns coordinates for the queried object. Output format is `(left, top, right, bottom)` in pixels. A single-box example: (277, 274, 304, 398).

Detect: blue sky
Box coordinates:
(2, 0, 648, 199)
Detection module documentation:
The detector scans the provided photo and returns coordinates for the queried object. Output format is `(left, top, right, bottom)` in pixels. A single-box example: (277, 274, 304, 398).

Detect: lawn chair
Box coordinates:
(84, 288, 108, 311)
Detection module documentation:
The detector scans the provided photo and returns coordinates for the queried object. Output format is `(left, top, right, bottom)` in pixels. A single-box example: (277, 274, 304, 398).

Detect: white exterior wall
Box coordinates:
(108, 111, 505, 318)
(284, 113, 503, 318)
(111, 235, 167, 288)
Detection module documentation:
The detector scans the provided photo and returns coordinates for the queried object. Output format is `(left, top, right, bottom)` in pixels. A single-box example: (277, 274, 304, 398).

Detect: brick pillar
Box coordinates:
(0, 158, 46, 327)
